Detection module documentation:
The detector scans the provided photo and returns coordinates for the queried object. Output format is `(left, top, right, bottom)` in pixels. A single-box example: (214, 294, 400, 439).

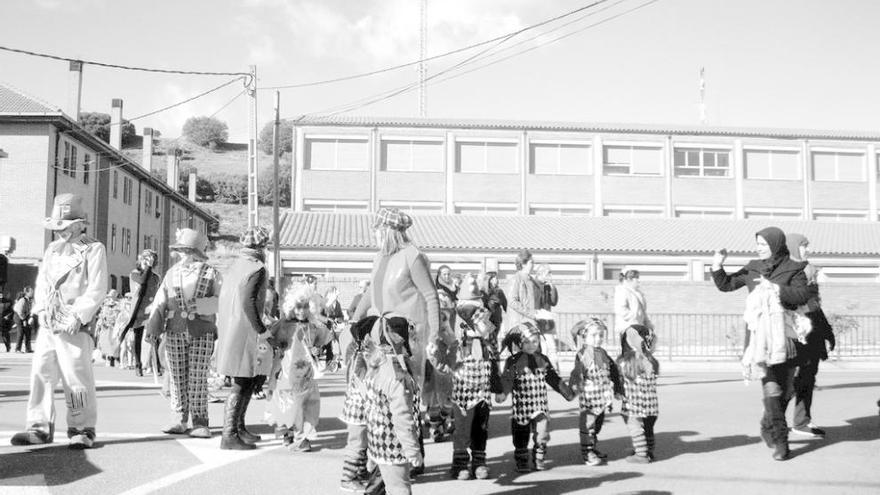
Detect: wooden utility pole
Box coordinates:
(246, 65, 259, 228)
(272, 91, 282, 292)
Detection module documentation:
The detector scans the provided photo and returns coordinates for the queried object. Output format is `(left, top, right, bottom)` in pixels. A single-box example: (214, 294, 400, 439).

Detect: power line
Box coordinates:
(209, 89, 246, 119)
(126, 77, 247, 123)
(0, 44, 252, 80)
(261, 0, 612, 90)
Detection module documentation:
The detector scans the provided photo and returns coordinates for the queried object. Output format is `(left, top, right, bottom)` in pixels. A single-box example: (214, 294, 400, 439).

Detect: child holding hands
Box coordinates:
(617, 324, 660, 463)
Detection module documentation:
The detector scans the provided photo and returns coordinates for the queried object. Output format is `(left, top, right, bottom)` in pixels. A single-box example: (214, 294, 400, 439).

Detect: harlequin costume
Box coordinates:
(145, 228, 220, 438)
(617, 325, 660, 463)
(500, 323, 573, 472)
(423, 307, 456, 442)
(339, 316, 378, 491)
(449, 301, 501, 480)
(568, 318, 623, 465)
(11, 194, 108, 449)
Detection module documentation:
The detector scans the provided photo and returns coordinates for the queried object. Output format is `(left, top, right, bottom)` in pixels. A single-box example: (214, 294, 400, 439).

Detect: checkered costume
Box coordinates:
(452, 358, 493, 410)
(364, 360, 421, 466)
(340, 356, 368, 425)
(502, 352, 569, 425)
(621, 374, 659, 418)
(570, 348, 621, 414)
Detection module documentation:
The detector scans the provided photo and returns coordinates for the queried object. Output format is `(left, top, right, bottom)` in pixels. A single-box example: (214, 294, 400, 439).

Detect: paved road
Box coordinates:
(1, 351, 878, 495)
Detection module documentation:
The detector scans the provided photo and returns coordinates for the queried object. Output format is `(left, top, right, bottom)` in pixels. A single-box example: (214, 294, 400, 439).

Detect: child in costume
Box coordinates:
(265, 285, 332, 452)
(338, 316, 377, 492)
(498, 322, 574, 473)
(423, 308, 457, 442)
(617, 324, 660, 463)
(568, 317, 623, 466)
(449, 291, 502, 480)
(363, 316, 423, 495)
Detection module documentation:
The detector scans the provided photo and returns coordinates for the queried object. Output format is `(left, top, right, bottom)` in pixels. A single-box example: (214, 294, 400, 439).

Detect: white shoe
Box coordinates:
(69, 434, 94, 449)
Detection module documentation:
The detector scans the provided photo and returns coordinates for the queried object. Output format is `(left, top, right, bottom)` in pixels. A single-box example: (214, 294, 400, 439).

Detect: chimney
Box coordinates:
(110, 98, 123, 150)
(68, 61, 83, 121)
(141, 128, 154, 172)
(188, 172, 197, 202)
(166, 153, 179, 191)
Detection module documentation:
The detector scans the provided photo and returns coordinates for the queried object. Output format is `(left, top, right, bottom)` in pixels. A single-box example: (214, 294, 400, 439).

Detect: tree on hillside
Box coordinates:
(209, 173, 248, 204)
(182, 116, 228, 148)
(257, 158, 292, 206)
(258, 119, 294, 155)
(79, 112, 137, 146)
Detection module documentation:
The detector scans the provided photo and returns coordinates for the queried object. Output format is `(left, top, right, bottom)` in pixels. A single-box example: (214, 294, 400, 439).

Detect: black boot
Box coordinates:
(237, 391, 261, 444)
(763, 396, 789, 460)
(220, 393, 255, 450)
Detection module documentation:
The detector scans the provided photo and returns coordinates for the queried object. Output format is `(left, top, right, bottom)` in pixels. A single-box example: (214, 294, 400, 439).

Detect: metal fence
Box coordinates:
(552, 312, 880, 360)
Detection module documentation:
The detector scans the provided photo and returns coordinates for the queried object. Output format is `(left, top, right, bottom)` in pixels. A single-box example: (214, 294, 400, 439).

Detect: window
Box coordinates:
(62, 142, 70, 176)
(603, 206, 665, 218)
(817, 266, 879, 283)
(674, 207, 734, 219)
(378, 201, 444, 214)
(674, 147, 730, 177)
(529, 204, 591, 216)
(113, 171, 118, 199)
(457, 142, 518, 173)
(812, 152, 865, 182)
(69, 146, 77, 179)
(812, 209, 867, 222)
(744, 208, 802, 220)
(744, 149, 801, 180)
(155, 196, 161, 218)
(111, 224, 117, 252)
(454, 203, 519, 215)
(121, 276, 130, 294)
(145, 190, 152, 214)
(381, 140, 444, 172)
(602, 264, 688, 281)
(110, 275, 117, 291)
(302, 200, 369, 212)
(603, 145, 663, 176)
(124, 228, 131, 256)
(305, 138, 369, 170)
(144, 235, 150, 251)
(82, 153, 91, 184)
(530, 143, 591, 175)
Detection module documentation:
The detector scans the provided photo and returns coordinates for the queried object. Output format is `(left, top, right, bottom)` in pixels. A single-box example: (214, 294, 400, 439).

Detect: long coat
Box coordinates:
(216, 255, 267, 377)
(613, 285, 652, 334)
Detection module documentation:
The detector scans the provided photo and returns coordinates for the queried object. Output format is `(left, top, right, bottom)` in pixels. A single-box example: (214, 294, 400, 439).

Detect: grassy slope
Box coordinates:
(122, 141, 271, 176)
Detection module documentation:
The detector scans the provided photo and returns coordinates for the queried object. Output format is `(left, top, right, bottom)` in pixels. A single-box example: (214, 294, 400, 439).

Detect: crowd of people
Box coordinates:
(4, 193, 855, 495)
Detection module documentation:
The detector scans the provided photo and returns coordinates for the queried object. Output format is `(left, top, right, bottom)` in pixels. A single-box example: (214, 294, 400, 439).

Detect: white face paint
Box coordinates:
(756, 235, 772, 260)
(57, 223, 83, 242)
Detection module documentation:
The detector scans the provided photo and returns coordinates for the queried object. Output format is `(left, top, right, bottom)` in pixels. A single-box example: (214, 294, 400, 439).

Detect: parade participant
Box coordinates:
(362, 316, 423, 495)
(618, 324, 660, 464)
(346, 280, 370, 321)
(785, 233, 836, 438)
(614, 268, 653, 353)
(449, 290, 501, 480)
(712, 227, 814, 461)
(95, 290, 121, 366)
(424, 264, 458, 442)
(568, 317, 623, 466)
(498, 322, 574, 472)
(10, 193, 108, 448)
(479, 272, 507, 352)
(435, 265, 458, 309)
(145, 228, 220, 439)
(352, 207, 440, 389)
(13, 287, 34, 353)
(216, 226, 269, 450)
(534, 264, 559, 369)
(265, 284, 332, 452)
(121, 249, 161, 377)
(339, 316, 377, 492)
(1, 292, 13, 352)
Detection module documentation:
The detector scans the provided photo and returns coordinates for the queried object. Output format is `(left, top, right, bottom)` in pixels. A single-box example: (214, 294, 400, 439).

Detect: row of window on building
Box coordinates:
(59, 142, 91, 184)
(303, 138, 879, 182)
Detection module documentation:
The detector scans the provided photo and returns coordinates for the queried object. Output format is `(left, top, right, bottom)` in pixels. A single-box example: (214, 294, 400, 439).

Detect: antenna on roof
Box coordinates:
(699, 67, 706, 125)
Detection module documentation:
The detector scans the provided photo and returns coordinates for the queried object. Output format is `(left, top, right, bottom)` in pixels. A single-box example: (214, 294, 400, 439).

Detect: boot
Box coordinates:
(220, 392, 255, 450)
(514, 448, 530, 473)
(472, 450, 490, 479)
(11, 424, 54, 446)
(237, 391, 261, 444)
(533, 444, 548, 471)
(764, 396, 789, 460)
(451, 449, 471, 479)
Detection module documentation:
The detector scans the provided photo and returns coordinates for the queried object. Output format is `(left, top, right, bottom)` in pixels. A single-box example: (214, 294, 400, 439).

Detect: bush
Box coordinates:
(79, 112, 136, 146)
(257, 158, 292, 206)
(258, 119, 295, 155)
(207, 172, 248, 204)
(182, 116, 229, 148)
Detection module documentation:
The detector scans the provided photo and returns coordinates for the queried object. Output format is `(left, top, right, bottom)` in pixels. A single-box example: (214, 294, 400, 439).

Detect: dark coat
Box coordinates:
(712, 258, 815, 310)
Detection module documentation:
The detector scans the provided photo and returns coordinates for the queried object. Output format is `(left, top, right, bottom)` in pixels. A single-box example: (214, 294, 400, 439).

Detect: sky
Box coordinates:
(1, 0, 879, 143)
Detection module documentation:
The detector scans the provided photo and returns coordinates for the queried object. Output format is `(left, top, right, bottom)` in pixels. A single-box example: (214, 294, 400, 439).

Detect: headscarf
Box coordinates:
(755, 226, 790, 276)
(785, 233, 808, 262)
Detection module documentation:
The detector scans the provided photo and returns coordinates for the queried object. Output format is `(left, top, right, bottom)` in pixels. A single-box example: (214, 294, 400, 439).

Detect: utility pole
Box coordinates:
(246, 65, 259, 228)
(418, 0, 427, 117)
(272, 91, 282, 293)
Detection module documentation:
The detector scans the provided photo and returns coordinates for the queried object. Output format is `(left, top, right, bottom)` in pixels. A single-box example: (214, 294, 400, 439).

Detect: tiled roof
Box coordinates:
(277, 212, 880, 257)
(0, 82, 60, 114)
(295, 115, 880, 141)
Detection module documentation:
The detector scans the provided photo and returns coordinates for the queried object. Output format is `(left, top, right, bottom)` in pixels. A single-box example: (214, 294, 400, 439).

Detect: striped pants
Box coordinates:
(579, 409, 606, 460)
(341, 423, 368, 483)
(164, 332, 214, 426)
(624, 414, 657, 458)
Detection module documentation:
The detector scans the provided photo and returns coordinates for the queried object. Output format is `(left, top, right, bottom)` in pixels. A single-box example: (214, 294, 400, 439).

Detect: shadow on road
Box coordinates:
(491, 471, 644, 495)
(790, 414, 880, 459)
(814, 381, 880, 391)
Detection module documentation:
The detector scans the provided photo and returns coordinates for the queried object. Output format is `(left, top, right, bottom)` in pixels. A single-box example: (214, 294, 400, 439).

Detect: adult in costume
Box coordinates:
(121, 249, 161, 376)
(10, 194, 108, 448)
(146, 228, 220, 438)
(216, 226, 269, 450)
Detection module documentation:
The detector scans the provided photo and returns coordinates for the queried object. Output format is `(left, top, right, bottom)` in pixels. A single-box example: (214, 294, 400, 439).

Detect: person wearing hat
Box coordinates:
(10, 193, 108, 449)
(215, 226, 270, 450)
(352, 208, 440, 390)
(145, 228, 221, 438)
(120, 249, 161, 377)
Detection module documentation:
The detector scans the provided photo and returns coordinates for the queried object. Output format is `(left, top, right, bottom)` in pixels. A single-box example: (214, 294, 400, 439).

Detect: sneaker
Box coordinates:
(10, 429, 53, 446)
(189, 426, 212, 438)
(790, 425, 824, 438)
(456, 469, 472, 480)
(625, 454, 651, 464)
(252, 390, 266, 400)
(162, 423, 188, 435)
(339, 480, 366, 492)
(772, 444, 790, 461)
(69, 434, 94, 449)
(533, 458, 547, 471)
(473, 465, 490, 480)
(584, 452, 606, 466)
(290, 439, 312, 452)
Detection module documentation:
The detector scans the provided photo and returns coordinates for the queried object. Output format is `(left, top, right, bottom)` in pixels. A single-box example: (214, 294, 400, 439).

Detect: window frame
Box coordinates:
(529, 141, 592, 176)
(456, 140, 519, 174)
(602, 144, 664, 176)
(69, 145, 77, 179)
(380, 138, 445, 172)
(528, 203, 592, 216)
(304, 137, 370, 171)
(603, 205, 665, 218)
(810, 150, 866, 182)
(673, 146, 731, 178)
(743, 147, 802, 181)
(82, 153, 91, 184)
(453, 202, 519, 215)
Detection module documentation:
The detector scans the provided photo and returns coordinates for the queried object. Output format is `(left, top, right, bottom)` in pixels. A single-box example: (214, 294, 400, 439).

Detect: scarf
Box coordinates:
(785, 233, 808, 262)
(756, 227, 790, 276)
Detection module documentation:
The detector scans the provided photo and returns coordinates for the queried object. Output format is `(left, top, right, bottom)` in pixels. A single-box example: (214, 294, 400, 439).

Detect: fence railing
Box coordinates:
(552, 312, 880, 360)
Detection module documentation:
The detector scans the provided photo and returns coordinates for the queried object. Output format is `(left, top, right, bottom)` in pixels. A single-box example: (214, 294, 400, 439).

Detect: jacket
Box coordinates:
(712, 258, 814, 310)
(507, 271, 541, 329)
(614, 285, 652, 334)
(127, 267, 161, 329)
(145, 260, 220, 339)
(216, 255, 268, 377)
